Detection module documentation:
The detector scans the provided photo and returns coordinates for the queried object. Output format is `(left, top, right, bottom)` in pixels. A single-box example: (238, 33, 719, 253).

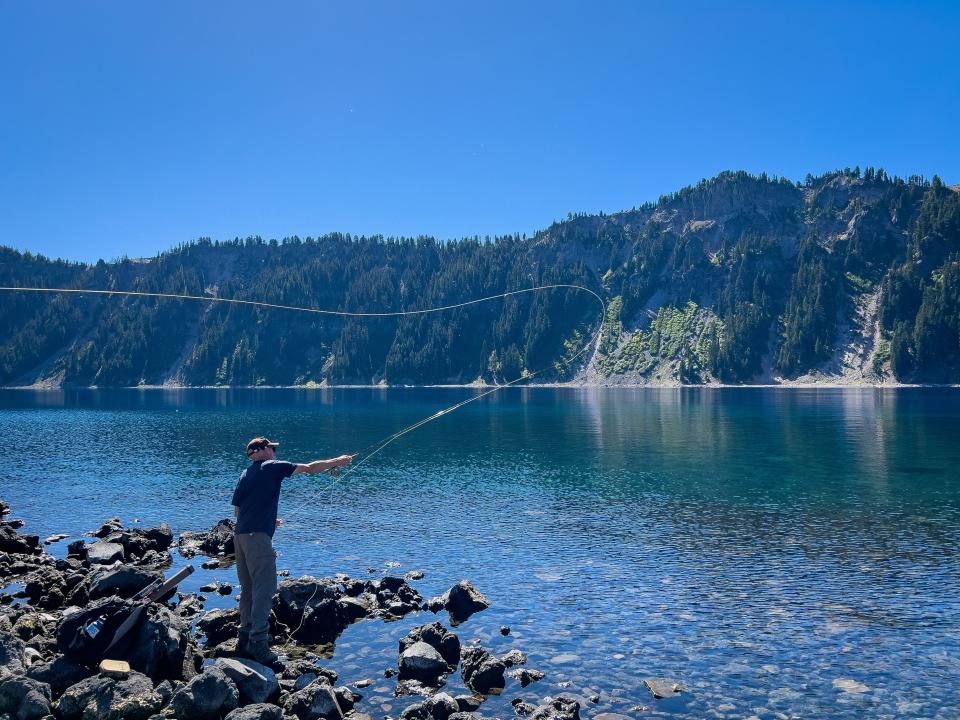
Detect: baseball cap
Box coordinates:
(246, 437, 279, 455)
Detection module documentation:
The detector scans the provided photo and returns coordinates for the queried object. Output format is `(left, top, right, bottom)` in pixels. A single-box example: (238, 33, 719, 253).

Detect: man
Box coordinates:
(231, 436, 354, 664)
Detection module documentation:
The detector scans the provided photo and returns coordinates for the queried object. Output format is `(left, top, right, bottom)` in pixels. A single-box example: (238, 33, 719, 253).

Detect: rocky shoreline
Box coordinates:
(0, 499, 661, 720)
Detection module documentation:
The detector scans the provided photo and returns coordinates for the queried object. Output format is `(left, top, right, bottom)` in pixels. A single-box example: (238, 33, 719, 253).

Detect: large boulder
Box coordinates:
(399, 641, 449, 683)
(80, 671, 163, 720)
(274, 577, 345, 644)
(124, 602, 199, 681)
(214, 657, 279, 704)
(399, 622, 460, 668)
(364, 576, 422, 618)
(168, 666, 240, 719)
(178, 519, 236, 558)
(89, 564, 161, 600)
(426, 581, 489, 626)
(0, 674, 51, 720)
(459, 647, 506, 695)
(197, 608, 241, 646)
(225, 703, 285, 720)
(283, 678, 344, 720)
(86, 541, 124, 565)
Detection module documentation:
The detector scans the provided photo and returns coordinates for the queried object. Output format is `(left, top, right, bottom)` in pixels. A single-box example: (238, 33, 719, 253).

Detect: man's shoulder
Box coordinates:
(263, 459, 296, 476)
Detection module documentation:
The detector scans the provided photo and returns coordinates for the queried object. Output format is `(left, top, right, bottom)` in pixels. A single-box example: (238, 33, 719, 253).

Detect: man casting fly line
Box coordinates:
(232, 436, 354, 664)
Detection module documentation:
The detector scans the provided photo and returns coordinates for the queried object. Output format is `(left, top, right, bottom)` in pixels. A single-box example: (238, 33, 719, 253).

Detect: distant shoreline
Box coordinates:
(3, 382, 959, 390)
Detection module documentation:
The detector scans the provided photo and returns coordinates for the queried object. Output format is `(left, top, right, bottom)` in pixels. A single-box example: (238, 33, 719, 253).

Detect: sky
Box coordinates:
(1, 1, 958, 263)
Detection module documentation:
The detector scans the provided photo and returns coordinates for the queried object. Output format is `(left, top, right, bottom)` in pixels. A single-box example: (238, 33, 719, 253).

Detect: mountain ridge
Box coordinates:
(2, 168, 958, 387)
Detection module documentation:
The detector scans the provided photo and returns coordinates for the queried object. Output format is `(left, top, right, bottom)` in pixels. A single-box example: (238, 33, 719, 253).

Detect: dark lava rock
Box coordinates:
(66, 540, 87, 560)
(500, 650, 527, 668)
(399, 641, 448, 683)
(402, 694, 458, 720)
(0, 523, 41, 556)
(274, 577, 344, 644)
(26, 654, 94, 695)
(91, 518, 124, 538)
(528, 697, 580, 720)
(460, 647, 506, 695)
(225, 703, 285, 720)
(399, 622, 460, 669)
(56, 675, 114, 720)
(426, 581, 490, 626)
(169, 666, 239, 719)
(86, 540, 125, 565)
(197, 607, 241, 646)
(500, 626, 510, 636)
(282, 678, 343, 720)
(508, 668, 545, 688)
(89, 564, 161, 600)
(178, 519, 236, 558)
(214, 657, 280, 704)
(76, 671, 163, 720)
(365, 576, 422, 618)
(0, 499, 9, 516)
(281, 659, 338, 686)
(0, 674, 51, 720)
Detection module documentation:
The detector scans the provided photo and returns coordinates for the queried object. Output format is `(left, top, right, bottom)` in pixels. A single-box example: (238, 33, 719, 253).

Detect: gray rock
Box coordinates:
(86, 541, 125, 564)
(426, 692, 459, 720)
(0, 629, 26, 673)
(26, 654, 93, 695)
(500, 650, 526, 668)
(399, 622, 461, 668)
(642, 678, 683, 699)
(225, 703, 285, 720)
(426, 581, 490, 626)
(528, 697, 580, 720)
(0, 674, 52, 720)
(399, 641, 448, 682)
(89, 565, 161, 600)
(197, 607, 241, 646)
(214, 657, 280, 704)
(454, 694, 484, 712)
(55, 675, 115, 720)
(169, 666, 240, 719)
(0, 524, 41, 556)
(512, 699, 537, 716)
(84, 671, 163, 720)
(178, 519, 236, 558)
(283, 679, 343, 720)
(460, 647, 506, 695)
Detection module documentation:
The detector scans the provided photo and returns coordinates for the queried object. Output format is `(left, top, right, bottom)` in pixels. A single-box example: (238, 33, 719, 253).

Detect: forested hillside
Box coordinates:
(1, 169, 958, 387)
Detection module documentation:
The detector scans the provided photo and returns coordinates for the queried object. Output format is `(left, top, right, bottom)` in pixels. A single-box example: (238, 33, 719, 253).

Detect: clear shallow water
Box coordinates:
(1, 387, 959, 719)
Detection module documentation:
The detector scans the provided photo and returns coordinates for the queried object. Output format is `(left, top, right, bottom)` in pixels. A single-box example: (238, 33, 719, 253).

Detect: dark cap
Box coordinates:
(246, 437, 279, 455)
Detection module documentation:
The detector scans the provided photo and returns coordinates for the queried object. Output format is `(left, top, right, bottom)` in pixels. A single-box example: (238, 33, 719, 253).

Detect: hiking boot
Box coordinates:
(236, 630, 251, 657)
(247, 636, 279, 665)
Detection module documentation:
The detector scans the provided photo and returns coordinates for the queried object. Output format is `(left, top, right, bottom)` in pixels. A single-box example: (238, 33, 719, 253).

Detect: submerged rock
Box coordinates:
(528, 697, 581, 720)
(399, 641, 449, 683)
(642, 678, 683, 699)
(508, 668, 544, 687)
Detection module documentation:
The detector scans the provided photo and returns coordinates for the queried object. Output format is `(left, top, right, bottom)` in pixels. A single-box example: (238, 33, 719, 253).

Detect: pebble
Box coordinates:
(500, 626, 511, 636)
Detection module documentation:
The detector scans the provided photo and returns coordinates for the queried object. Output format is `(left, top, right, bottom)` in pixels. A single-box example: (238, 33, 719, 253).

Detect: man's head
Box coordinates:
(246, 437, 279, 462)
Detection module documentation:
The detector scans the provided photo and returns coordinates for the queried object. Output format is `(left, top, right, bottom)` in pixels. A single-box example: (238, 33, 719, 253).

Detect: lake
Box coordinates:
(1, 387, 959, 719)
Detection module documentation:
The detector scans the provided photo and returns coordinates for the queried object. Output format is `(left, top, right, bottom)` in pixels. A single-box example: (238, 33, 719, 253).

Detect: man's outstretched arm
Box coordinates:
(292, 454, 355, 475)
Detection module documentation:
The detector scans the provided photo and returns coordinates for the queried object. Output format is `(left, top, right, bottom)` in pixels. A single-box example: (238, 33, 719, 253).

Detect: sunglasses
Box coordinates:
(247, 446, 269, 456)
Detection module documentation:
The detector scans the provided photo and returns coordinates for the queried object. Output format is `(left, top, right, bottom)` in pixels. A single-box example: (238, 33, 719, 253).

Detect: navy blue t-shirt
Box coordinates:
(231, 459, 297, 537)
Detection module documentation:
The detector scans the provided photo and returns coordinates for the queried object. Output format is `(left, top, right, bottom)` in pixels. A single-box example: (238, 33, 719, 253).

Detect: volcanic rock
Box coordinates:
(178, 519, 236, 558)
(168, 666, 239, 719)
(528, 697, 581, 720)
(26, 654, 94, 695)
(400, 622, 460, 669)
(0, 628, 26, 673)
(399, 641, 448, 682)
(425, 581, 489, 626)
(0, 523, 41, 556)
(0, 674, 52, 720)
(283, 678, 344, 720)
(225, 703, 285, 720)
(86, 541, 124, 565)
(460, 647, 506, 695)
(214, 657, 280, 704)
(88, 564, 161, 600)
(197, 607, 241, 646)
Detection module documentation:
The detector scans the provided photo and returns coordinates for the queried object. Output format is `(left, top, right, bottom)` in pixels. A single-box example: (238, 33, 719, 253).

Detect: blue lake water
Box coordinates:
(1, 387, 959, 718)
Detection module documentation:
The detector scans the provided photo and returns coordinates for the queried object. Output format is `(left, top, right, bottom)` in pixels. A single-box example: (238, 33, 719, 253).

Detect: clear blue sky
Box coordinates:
(1, 2, 957, 262)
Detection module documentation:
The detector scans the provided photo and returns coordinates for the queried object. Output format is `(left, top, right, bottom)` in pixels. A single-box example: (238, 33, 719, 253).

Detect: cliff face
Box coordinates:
(1, 169, 957, 387)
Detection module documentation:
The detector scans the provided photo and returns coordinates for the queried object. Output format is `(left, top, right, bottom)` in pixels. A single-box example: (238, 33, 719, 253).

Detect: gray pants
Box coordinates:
(234, 532, 277, 639)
